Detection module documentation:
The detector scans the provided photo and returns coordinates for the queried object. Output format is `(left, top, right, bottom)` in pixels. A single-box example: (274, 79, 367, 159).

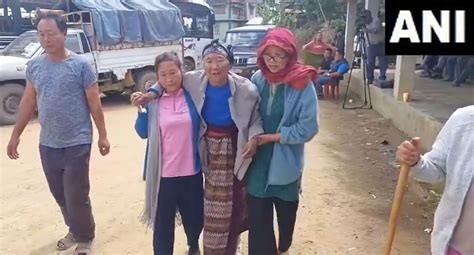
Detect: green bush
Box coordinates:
(293, 23, 321, 52)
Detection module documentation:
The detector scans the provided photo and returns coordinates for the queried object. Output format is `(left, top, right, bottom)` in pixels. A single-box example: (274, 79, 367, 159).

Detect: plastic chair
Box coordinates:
(323, 82, 340, 100)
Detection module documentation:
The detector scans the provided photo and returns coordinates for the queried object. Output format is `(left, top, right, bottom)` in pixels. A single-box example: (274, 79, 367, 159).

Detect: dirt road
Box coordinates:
(0, 97, 434, 254)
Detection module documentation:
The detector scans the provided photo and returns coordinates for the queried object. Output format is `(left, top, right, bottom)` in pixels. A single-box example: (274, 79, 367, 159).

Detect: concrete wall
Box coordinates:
(343, 70, 443, 151)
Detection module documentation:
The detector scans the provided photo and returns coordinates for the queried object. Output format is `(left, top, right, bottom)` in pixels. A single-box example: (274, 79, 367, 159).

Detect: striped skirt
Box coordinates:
(203, 126, 248, 255)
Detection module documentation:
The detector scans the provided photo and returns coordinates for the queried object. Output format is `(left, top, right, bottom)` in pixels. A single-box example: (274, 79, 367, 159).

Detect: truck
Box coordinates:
(0, 0, 185, 125)
(225, 24, 275, 79)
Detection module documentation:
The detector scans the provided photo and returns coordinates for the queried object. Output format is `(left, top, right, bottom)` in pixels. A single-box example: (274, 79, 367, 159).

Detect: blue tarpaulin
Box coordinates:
(72, 0, 184, 45)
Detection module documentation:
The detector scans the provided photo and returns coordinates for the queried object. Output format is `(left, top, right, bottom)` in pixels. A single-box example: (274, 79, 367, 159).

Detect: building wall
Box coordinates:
(210, 0, 256, 40)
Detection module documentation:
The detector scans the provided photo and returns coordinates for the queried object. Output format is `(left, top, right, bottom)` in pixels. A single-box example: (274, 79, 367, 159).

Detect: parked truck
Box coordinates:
(0, 0, 185, 125)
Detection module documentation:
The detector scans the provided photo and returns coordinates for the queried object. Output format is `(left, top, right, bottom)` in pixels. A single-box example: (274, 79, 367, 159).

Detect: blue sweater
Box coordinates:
(251, 70, 319, 186)
(202, 82, 234, 128)
(134, 89, 201, 179)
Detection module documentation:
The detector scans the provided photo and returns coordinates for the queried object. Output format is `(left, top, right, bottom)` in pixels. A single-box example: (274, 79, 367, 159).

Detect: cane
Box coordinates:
(383, 163, 411, 255)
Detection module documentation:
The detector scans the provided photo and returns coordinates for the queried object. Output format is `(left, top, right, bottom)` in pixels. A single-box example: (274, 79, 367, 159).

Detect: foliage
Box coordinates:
(329, 18, 345, 32)
(256, 0, 298, 29)
(294, 23, 321, 50)
(295, 0, 346, 24)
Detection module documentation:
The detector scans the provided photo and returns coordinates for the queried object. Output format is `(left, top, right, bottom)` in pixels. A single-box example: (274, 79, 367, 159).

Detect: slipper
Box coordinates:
(74, 241, 93, 255)
(57, 232, 76, 251)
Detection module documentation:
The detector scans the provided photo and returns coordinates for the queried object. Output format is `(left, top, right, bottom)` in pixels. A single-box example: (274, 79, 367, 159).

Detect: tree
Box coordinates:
(257, 0, 299, 29)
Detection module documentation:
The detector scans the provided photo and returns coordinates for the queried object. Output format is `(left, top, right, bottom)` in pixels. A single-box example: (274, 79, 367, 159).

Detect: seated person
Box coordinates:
(316, 49, 350, 92)
(454, 56, 474, 87)
(319, 48, 334, 73)
(419, 55, 439, 77)
(440, 56, 458, 82)
(303, 32, 331, 55)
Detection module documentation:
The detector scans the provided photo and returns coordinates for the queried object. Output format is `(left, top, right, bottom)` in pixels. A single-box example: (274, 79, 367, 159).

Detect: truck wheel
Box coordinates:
(184, 58, 196, 72)
(134, 70, 157, 92)
(0, 83, 24, 126)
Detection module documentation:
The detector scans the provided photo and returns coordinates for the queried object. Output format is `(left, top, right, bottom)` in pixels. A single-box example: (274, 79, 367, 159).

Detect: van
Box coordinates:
(224, 24, 275, 79)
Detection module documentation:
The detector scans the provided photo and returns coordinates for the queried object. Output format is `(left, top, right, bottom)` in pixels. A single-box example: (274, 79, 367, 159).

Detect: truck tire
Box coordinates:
(0, 83, 24, 126)
(134, 70, 157, 92)
(184, 58, 196, 72)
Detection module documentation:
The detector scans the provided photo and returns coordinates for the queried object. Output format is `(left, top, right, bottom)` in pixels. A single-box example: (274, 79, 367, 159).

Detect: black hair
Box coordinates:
(154, 52, 183, 73)
(35, 12, 67, 34)
(324, 48, 333, 54)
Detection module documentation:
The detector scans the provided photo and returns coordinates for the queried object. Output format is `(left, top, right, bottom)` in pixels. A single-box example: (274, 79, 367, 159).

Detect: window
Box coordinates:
(214, 6, 227, 15)
(196, 15, 210, 35)
(79, 33, 91, 53)
(65, 34, 82, 54)
(183, 16, 193, 33)
(225, 31, 267, 47)
(232, 6, 244, 17)
(249, 4, 256, 16)
(214, 24, 220, 37)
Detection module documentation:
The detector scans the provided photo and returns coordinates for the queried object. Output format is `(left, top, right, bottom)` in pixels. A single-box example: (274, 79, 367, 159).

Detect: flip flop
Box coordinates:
(57, 232, 76, 251)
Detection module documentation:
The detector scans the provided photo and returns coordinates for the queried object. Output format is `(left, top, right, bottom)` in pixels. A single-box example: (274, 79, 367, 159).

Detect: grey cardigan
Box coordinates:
(182, 70, 264, 180)
(410, 106, 474, 255)
(140, 97, 162, 228)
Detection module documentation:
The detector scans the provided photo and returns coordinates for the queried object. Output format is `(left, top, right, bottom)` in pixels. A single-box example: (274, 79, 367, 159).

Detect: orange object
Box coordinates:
(323, 83, 340, 100)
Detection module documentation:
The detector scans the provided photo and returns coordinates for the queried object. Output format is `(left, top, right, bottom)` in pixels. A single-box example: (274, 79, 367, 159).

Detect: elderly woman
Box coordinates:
(245, 27, 319, 254)
(137, 40, 263, 254)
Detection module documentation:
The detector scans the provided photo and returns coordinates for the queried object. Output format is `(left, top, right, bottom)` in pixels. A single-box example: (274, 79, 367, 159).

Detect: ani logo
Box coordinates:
(385, 0, 472, 55)
(389, 10, 465, 43)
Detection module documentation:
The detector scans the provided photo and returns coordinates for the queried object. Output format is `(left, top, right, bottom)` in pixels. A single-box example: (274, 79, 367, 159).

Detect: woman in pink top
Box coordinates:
(132, 52, 203, 255)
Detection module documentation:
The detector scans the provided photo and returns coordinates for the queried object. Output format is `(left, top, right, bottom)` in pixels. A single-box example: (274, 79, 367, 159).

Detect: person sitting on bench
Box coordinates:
(316, 49, 349, 95)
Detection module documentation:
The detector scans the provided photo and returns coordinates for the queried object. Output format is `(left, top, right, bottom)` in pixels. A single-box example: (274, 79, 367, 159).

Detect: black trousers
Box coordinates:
(153, 173, 204, 255)
(247, 195, 299, 255)
(39, 144, 95, 242)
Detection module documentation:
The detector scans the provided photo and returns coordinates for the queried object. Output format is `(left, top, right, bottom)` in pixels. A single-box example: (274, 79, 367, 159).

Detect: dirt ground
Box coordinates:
(0, 96, 437, 255)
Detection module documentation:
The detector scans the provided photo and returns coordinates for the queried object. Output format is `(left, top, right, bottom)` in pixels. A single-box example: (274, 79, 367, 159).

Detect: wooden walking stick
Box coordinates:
(384, 163, 411, 255)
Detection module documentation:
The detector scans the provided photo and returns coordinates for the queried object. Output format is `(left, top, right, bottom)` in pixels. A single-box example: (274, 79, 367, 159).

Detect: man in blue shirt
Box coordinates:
(6, 12, 109, 254)
(316, 49, 350, 90)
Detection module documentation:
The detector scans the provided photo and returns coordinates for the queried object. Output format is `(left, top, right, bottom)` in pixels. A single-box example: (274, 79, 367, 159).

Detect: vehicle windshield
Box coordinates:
(182, 13, 212, 38)
(176, 1, 214, 39)
(225, 31, 267, 47)
(2, 32, 41, 58)
(2, 32, 83, 58)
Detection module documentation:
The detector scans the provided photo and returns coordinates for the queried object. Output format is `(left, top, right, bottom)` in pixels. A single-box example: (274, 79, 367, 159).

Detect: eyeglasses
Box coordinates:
(262, 54, 287, 63)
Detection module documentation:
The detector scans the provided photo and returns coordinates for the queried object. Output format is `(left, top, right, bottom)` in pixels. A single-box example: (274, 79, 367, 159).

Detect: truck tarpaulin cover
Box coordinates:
(72, 0, 184, 45)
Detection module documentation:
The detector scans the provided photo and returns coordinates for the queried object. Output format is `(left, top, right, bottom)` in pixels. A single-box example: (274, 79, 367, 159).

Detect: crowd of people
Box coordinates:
(420, 55, 474, 87)
(5, 10, 473, 255)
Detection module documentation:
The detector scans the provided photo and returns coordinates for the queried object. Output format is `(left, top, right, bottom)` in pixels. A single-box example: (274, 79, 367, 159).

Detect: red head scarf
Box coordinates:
(257, 27, 317, 90)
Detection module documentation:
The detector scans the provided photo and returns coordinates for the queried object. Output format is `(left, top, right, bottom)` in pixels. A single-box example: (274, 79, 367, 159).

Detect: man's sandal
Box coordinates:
(57, 232, 76, 251)
(74, 241, 93, 255)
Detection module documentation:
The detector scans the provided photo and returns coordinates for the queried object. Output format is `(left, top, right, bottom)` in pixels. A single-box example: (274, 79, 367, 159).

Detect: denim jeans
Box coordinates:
(367, 43, 388, 83)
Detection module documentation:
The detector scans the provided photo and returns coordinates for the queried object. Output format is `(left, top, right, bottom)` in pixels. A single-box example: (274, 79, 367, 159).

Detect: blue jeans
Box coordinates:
(367, 43, 388, 83)
(445, 57, 457, 80)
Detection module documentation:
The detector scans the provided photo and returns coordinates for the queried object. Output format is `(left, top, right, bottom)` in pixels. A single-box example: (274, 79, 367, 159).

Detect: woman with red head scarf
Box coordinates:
(244, 27, 320, 254)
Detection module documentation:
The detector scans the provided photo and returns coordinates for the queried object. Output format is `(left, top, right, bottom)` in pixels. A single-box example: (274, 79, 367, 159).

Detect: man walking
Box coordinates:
(396, 105, 473, 255)
(6, 12, 109, 255)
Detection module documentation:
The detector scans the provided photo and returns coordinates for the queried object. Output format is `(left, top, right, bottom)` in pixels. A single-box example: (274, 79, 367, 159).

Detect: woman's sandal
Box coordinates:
(57, 232, 76, 251)
(74, 241, 93, 255)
